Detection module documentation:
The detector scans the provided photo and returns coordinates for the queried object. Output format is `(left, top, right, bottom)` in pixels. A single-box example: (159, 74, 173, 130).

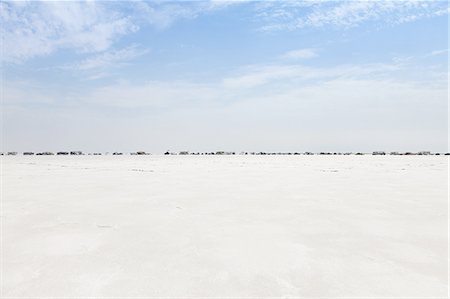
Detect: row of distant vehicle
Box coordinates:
(1, 151, 448, 156)
(167, 151, 447, 156)
(0, 151, 150, 156)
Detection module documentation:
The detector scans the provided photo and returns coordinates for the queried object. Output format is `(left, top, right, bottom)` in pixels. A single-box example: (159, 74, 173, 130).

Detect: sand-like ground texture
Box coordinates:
(2, 155, 448, 297)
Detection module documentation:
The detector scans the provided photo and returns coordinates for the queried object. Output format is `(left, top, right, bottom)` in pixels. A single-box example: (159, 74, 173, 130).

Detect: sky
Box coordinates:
(1, 0, 449, 153)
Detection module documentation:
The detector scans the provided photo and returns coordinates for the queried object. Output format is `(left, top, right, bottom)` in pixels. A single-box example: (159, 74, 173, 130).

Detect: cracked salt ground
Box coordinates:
(2, 155, 447, 297)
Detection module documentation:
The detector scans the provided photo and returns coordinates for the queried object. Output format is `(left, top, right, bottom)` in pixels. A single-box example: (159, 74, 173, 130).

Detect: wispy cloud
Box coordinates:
(0, 1, 138, 63)
(85, 80, 217, 108)
(257, 1, 449, 31)
(66, 45, 149, 72)
(3, 80, 55, 105)
(428, 49, 448, 56)
(129, 1, 240, 30)
(280, 48, 318, 60)
(7, 53, 441, 109)
(5, 56, 446, 151)
(0, 1, 239, 64)
(222, 62, 402, 89)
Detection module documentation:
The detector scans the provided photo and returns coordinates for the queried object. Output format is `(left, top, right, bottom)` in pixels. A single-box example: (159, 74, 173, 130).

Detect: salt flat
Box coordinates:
(2, 155, 448, 297)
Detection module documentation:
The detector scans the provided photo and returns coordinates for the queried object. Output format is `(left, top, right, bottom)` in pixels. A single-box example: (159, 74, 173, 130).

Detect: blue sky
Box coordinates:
(1, 1, 448, 153)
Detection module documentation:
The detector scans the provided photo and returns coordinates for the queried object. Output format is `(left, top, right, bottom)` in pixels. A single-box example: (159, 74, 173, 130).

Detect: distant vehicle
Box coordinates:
(417, 151, 431, 155)
(37, 152, 54, 155)
(112, 152, 123, 155)
(372, 151, 386, 155)
(23, 152, 34, 155)
(57, 152, 69, 155)
(7, 152, 18, 155)
(70, 151, 83, 155)
(179, 151, 189, 155)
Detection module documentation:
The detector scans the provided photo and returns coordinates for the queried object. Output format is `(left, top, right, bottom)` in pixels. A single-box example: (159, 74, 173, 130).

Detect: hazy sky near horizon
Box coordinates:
(2, 0, 448, 153)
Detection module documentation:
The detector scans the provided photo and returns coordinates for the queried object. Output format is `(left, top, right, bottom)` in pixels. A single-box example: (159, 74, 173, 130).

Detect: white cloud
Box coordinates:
(3, 80, 55, 105)
(257, 1, 449, 31)
(84, 80, 218, 108)
(222, 64, 301, 88)
(280, 48, 318, 60)
(130, 1, 240, 30)
(5, 56, 443, 110)
(221, 62, 401, 89)
(0, 1, 138, 63)
(428, 49, 448, 56)
(66, 45, 149, 71)
(2, 1, 447, 64)
(4, 60, 447, 152)
(0, 1, 240, 63)
(4, 52, 447, 152)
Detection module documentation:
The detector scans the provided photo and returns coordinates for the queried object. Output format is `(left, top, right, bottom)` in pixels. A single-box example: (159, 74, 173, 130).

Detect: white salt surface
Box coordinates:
(2, 155, 448, 297)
